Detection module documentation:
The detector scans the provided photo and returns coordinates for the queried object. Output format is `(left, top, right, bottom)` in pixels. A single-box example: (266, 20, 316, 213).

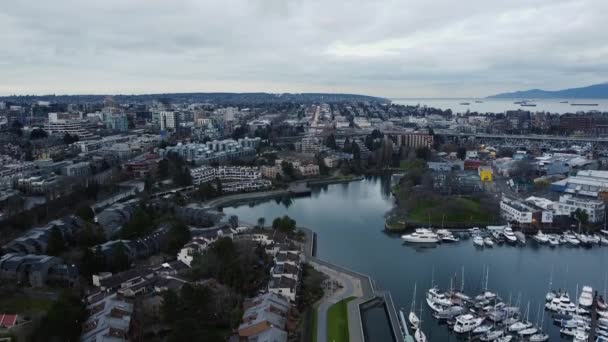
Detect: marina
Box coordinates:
(225, 177, 608, 341)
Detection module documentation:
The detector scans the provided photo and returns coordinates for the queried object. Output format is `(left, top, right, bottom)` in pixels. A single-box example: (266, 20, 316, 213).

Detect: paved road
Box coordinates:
(310, 261, 360, 342)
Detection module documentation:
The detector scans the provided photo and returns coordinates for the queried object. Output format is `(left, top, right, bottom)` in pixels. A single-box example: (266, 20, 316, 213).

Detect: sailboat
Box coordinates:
(409, 283, 420, 330)
(545, 268, 557, 302)
(475, 267, 497, 301)
(529, 303, 549, 341)
(509, 302, 532, 332)
(414, 303, 427, 342)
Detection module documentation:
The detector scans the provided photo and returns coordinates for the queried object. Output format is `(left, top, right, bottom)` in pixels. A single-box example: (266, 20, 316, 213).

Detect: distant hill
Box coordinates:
(0, 92, 389, 105)
(487, 83, 608, 99)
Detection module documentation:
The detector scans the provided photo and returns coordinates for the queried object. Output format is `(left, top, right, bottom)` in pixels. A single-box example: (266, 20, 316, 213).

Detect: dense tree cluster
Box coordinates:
(161, 283, 239, 342)
(272, 215, 296, 234)
(31, 291, 85, 342)
(190, 238, 271, 296)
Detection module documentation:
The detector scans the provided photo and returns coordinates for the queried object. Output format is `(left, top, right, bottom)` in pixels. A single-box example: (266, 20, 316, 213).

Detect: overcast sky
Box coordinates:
(1, 0, 607, 98)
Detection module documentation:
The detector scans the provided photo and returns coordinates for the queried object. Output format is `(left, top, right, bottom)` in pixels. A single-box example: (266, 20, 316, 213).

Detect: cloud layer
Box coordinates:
(1, 0, 607, 97)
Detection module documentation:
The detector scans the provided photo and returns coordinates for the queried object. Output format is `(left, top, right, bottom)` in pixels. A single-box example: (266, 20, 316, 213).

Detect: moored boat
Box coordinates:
(533, 230, 549, 244)
(402, 228, 439, 243)
(503, 227, 517, 244)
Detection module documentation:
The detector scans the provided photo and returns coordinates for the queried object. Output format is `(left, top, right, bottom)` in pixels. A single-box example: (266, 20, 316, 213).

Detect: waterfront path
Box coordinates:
(310, 260, 363, 342)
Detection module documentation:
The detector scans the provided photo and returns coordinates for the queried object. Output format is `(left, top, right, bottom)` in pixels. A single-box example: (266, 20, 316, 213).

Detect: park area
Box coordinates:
(327, 296, 355, 342)
(387, 193, 500, 229)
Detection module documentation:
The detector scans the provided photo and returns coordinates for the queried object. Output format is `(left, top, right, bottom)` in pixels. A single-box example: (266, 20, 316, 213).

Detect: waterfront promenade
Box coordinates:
(301, 227, 403, 342)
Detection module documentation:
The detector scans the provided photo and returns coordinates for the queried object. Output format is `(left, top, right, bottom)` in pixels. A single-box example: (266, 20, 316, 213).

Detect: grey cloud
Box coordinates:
(0, 0, 606, 97)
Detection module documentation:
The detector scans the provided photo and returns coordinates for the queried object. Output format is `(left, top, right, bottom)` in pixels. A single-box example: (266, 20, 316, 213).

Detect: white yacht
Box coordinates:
(589, 234, 601, 244)
(573, 328, 589, 342)
(548, 235, 560, 247)
(546, 292, 577, 312)
(437, 229, 459, 242)
(564, 232, 580, 246)
(453, 314, 484, 333)
(427, 287, 452, 307)
(483, 237, 494, 247)
(402, 228, 439, 243)
(533, 230, 549, 244)
(579, 286, 594, 308)
(473, 235, 485, 247)
(503, 227, 517, 244)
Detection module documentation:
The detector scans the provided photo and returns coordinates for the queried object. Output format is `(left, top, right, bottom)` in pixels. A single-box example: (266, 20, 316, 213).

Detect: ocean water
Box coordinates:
(392, 98, 608, 114)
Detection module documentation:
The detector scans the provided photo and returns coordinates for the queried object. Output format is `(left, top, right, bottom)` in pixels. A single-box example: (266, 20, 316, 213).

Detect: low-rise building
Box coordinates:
(0, 253, 78, 287)
(81, 293, 133, 342)
(238, 292, 289, 341)
(554, 194, 605, 223)
(62, 161, 91, 177)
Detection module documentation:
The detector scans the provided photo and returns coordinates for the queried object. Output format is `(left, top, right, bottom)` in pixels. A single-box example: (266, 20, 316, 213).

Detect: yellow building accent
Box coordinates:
(479, 169, 493, 182)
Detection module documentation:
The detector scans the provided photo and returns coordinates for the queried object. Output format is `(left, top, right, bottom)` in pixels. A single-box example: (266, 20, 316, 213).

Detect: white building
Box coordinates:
(500, 196, 533, 224)
(554, 195, 605, 223)
(177, 237, 212, 267)
(160, 111, 176, 130)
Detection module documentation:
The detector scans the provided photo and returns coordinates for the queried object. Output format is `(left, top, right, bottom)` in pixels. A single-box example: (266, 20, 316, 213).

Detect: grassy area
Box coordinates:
(407, 196, 492, 225)
(311, 306, 318, 342)
(327, 296, 356, 342)
(0, 295, 54, 313)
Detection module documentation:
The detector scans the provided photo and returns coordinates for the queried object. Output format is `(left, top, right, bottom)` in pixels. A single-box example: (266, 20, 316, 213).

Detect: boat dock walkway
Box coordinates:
(301, 228, 404, 342)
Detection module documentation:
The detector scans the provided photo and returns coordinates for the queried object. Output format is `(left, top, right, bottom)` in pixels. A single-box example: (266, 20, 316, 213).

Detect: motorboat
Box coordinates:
(453, 314, 484, 333)
(426, 298, 445, 313)
(503, 227, 517, 244)
(480, 330, 503, 341)
(529, 332, 549, 341)
(472, 324, 492, 334)
(473, 235, 485, 247)
(441, 233, 460, 243)
(576, 233, 593, 247)
(602, 236, 608, 245)
(573, 328, 590, 342)
(484, 237, 494, 247)
(548, 235, 560, 247)
(589, 234, 601, 244)
(427, 287, 452, 306)
(402, 228, 439, 243)
(414, 328, 426, 342)
(579, 286, 593, 308)
(514, 231, 526, 244)
(437, 229, 460, 242)
(564, 232, 580, 246)
(546, 292, 577, 312)
(433, 305, 465, 320)
(533, 230, 549, 243)
(469, 227, 481, 234)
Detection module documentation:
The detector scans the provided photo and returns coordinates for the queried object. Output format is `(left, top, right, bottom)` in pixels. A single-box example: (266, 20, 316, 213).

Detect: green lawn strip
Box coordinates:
(0, 296, 54, 313)
(327, 296, 356, 342)
(311, 305, 318, 342)
(407, 197, 491, 224)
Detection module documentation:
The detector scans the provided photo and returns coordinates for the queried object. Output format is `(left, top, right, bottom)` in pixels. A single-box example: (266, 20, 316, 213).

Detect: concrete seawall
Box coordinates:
(300, 227, 404, 342)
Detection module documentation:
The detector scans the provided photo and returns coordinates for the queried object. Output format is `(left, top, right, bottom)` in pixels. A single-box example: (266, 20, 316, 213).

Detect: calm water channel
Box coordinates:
(224, 177, 608, 341)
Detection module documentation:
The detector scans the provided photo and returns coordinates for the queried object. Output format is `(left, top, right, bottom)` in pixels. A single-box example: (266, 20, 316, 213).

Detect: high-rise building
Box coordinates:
(160, 111, 176, 131)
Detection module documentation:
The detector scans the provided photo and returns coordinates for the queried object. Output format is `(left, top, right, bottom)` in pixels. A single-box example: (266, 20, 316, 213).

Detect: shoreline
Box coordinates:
(206, 176, 365, 209)
(299, 227, 404, 342)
